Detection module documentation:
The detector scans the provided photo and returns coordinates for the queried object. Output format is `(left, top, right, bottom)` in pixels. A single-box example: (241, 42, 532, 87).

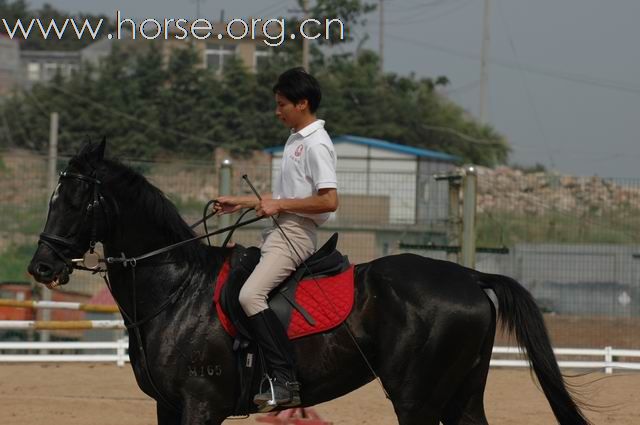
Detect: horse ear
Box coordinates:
(94, 137, 106, 160)
(77, 140, 93, 157)
(76, 137, 105, 165)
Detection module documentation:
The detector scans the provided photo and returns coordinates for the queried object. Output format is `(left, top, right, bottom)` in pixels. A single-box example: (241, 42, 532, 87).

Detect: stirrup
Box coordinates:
(256, 374, 278, 413)
(254, 374, 301, 413)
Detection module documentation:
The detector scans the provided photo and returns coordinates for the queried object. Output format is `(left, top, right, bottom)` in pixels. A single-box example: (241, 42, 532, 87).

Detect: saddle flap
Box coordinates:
(219, 245, 261, 339)
(216, 233, 350, 341)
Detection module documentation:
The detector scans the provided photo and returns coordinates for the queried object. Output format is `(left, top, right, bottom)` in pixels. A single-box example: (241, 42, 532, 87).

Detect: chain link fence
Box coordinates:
(2, 150, 639, 348)
(403, 168, 640, 349)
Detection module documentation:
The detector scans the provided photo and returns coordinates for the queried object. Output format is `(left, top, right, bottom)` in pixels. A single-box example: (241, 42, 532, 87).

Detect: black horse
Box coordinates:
(28, 141, 590, 425)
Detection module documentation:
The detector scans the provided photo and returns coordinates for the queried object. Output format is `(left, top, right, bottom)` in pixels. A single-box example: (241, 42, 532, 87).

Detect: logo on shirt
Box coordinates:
(294, 144, 304, 157)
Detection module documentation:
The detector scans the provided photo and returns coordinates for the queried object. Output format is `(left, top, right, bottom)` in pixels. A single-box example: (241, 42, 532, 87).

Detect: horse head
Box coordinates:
(28, 139, 109, 288)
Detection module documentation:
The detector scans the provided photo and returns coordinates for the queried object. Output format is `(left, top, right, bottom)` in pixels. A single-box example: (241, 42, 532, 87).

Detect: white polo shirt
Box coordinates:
(273, 119, 338, 225)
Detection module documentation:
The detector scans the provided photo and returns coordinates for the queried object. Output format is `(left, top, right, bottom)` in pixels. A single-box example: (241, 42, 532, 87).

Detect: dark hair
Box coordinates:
(272, 67, 322, 113)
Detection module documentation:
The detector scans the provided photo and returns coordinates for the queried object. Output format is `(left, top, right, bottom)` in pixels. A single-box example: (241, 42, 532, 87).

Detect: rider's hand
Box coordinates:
(213, 196, 243, 215)
(255, 199, 281, 217)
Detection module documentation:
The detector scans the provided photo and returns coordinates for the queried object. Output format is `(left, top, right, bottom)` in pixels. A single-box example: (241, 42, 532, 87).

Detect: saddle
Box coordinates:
(213, 233, 354, 415)
(216, 233, 351, 341)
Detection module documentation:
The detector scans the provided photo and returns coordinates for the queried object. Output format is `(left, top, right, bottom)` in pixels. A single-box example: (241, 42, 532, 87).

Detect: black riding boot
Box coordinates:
(247, 309, 301, 411)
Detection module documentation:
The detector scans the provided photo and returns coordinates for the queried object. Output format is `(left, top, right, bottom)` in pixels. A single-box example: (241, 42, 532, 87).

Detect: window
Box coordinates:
(43, 62, 58, 80)
(205, 44, 237, 74)
(27, 62, 40, 81)
(254, 45, 271, 71)
(61, 63, 78, 78)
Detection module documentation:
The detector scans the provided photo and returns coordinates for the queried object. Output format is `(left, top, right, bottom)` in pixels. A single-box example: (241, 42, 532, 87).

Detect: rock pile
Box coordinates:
(475, 166, 640, 216)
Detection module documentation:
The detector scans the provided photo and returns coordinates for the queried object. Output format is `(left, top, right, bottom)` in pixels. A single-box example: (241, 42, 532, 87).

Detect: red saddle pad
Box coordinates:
(213, 260, 355, 340)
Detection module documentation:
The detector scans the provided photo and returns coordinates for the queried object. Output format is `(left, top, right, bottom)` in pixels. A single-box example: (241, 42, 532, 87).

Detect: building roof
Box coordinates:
(264, 134, 460, 162)
(20, 50, 82, 60)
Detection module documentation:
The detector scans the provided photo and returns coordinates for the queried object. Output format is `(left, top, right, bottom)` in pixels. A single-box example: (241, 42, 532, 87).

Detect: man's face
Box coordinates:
(275, 92, 306, 129)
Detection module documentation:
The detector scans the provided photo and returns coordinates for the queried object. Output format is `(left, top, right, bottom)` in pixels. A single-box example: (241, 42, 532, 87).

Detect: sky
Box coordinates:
(25, 0, 640, 178)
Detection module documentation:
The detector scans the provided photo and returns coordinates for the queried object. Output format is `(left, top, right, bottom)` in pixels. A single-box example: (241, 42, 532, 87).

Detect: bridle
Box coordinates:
(38, 170, 111, 276)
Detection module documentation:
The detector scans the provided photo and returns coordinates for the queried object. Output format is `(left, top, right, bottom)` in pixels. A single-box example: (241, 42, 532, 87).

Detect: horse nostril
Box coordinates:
(35, 262, 53, 276)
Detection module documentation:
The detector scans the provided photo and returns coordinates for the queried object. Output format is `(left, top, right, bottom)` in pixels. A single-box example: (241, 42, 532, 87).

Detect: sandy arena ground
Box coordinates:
(0, 364, 638, 424)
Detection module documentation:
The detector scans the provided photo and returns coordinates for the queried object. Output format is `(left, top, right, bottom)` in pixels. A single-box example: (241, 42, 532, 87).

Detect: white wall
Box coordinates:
(271, 141, 419, 224)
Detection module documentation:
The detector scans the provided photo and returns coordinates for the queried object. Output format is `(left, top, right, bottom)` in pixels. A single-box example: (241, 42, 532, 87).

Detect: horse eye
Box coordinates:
(59, 182, 86, 209)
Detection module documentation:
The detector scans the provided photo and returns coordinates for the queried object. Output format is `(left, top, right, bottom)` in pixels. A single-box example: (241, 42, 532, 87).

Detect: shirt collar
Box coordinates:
(292, 119, 325, 139)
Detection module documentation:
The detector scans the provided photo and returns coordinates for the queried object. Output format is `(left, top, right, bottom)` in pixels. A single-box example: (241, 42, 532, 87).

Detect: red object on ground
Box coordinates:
(255, 408, 332, 425)
(213, 261, 355, 340)
(0, 283, 33, 320)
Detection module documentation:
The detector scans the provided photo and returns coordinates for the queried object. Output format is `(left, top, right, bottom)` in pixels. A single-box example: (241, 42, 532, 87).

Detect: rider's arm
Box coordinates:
(229, 193, 273, 208)
(267, 189, 338, 215)
(215, 193, 272, 214)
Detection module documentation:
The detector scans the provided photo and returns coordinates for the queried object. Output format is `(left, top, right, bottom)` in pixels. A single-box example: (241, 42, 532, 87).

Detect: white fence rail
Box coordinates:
(0, 339, 129, 366)
(0, 299, 119, 313)
(0, 341, 639, 372)
(491, 346, 640, 374)
(0, 320, 125, 330)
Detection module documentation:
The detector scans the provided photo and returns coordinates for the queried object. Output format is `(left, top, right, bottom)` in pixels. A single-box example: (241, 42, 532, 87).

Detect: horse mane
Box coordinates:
(70, 150, 209, 265)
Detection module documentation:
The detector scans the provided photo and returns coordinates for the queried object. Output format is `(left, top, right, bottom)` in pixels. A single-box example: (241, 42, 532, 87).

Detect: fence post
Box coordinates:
(461, 166, 478, 269)
(605, 346, 613, 374)
(447, 177, 462, 264)
(41, 112, 59, 352)
(116, 337, 127, 367)
(215, 159, 233, 245)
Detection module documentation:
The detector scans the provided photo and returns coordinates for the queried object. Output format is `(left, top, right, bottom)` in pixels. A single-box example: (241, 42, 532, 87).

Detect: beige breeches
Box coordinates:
(238, 213, 317, 316)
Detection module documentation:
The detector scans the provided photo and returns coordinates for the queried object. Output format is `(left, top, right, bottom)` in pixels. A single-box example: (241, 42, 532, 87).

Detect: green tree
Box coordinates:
(0, 0, 510, 166)
(308, 0, 377, 45)
(161, 44, 221, 157)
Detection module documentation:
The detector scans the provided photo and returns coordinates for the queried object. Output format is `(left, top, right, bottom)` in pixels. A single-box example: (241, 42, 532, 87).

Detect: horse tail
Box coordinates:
(480, 272, 591, 425)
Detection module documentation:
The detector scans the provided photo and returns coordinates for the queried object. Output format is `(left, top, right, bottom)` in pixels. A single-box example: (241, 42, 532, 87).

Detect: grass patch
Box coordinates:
(171, 196, 210, 217)
(0, 196, 48, 236)
(478, 211, 640, 246)
(0, 244, 35, 282)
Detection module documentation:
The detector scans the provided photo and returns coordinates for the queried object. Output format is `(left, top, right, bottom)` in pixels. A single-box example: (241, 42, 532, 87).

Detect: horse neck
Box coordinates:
(102, 194, 226, 320)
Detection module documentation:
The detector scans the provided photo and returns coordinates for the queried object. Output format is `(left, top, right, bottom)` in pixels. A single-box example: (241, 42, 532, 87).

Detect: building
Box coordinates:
(265, 135, 461, 260)
(81, 21, 272, 75)
(19, 50, 81, 89)
(266, 135, 460, 226)
(7, 20, 273, 91)
(0, 35, 20, 95)
(163, 20, 273, 74)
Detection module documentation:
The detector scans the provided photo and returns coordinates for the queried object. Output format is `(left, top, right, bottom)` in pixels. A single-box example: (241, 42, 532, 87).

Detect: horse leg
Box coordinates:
(394, 402, 441, 425)
(441, 307, 496, 425)
(178, 399, 227, 425)
(442, 392, 489, 425)
(440, 368, 490, 425)
(157, 402, 181, 425)
(380, 314, 491, 425)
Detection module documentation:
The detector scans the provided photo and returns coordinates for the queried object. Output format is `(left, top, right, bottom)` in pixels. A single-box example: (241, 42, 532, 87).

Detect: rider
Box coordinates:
(214, 67, 339, 409)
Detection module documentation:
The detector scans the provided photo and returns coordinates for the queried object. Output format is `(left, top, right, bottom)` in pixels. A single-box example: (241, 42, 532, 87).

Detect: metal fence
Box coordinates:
(403, 168, 640, 349)
(1, 150, 640, 349)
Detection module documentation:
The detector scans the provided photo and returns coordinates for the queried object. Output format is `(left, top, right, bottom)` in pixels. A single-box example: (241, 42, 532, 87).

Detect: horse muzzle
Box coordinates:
(28, 258, 72, 289)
